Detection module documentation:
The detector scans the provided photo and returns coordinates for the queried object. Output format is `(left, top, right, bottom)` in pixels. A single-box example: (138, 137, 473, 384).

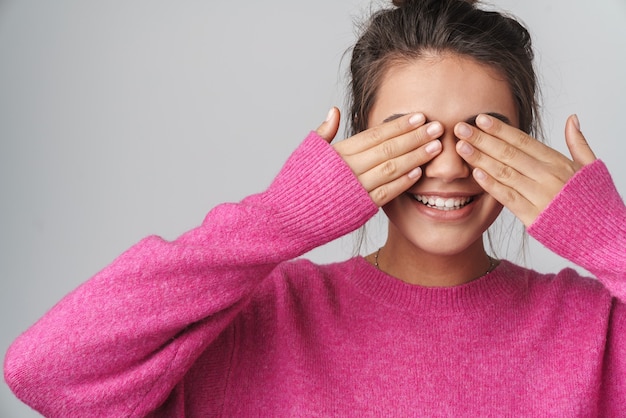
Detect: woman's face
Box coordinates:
(368, 53, 519, 257)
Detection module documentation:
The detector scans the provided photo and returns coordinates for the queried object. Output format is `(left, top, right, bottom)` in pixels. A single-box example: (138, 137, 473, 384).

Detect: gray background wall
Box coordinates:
(1, 1, 624, 416)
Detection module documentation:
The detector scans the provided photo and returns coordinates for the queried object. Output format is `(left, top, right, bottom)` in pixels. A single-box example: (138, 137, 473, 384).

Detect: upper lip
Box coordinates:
(408, 191, 482, 198)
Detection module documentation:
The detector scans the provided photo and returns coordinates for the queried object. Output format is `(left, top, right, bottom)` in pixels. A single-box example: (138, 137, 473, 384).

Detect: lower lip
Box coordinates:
(408, 194, 481, 221)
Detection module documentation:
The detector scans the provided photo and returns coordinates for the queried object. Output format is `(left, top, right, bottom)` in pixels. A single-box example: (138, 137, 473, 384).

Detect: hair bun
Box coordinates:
(392, 0, 478, 6)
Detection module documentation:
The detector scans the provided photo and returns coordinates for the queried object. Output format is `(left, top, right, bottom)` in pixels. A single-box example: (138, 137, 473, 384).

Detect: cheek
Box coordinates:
(481, 197, 504, 226)
(381, 194, 410, 218)
(380, 196, 420, 238)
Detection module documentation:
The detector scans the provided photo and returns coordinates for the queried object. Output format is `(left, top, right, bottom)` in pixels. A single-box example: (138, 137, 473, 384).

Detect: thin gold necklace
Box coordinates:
(373, 247, 497, 277)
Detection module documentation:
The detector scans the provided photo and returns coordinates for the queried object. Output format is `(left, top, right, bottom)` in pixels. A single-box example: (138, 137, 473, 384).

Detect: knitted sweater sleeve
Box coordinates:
(3, 132, 378, 417)
(528, 159, 626, 300)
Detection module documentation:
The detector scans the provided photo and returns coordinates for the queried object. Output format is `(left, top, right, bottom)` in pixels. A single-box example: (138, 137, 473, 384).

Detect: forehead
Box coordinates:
(368, 53, 519, 128)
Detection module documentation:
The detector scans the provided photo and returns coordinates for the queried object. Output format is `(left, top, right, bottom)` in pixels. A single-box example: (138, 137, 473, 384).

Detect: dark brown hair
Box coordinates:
(348, 0, 541, 138)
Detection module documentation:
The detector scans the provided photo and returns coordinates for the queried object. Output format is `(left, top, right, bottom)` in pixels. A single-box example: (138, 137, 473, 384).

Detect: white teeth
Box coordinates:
(413, 194, 472, 211)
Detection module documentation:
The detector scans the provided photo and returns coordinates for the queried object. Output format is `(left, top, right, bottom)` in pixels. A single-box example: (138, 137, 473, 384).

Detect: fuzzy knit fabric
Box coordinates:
(4, 132, 626, 417)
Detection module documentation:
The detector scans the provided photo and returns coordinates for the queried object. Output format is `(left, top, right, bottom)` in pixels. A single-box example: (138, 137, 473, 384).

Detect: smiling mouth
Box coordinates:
(411, 194, 474, 211)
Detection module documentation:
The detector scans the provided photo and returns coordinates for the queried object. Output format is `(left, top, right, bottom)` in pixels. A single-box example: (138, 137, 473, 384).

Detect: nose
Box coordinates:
(424, 131, 471, 182)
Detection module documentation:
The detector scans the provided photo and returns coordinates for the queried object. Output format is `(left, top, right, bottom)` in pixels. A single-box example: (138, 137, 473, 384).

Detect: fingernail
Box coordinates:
(325, 107, 335, 122)
(474, 168, 487, 181)
(426, 122, 442, 136)
(408, 113, 425, 126)
(572, 114, 581, 131)
(456, 123, 472, 139)
(457, 141, 473, 156)
(425, 140, 442, 154)
(476, 114, 493, 128)
(408, 167, 422, 180)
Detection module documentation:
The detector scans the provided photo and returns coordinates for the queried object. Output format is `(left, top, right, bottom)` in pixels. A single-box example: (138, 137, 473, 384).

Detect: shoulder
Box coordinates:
(231, 258, 363, 344)
(505, 261, 614, 312)
(265, 257, 359, 297)
(243, 257, 361, 312)
(275, 257, 359, 279)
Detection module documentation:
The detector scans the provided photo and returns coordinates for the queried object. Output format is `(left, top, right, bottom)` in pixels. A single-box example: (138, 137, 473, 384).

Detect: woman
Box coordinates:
(5, 0, 625, 415)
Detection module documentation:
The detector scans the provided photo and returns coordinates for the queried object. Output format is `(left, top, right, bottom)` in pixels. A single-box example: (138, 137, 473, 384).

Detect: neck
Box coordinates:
(369, 231, 495, 288)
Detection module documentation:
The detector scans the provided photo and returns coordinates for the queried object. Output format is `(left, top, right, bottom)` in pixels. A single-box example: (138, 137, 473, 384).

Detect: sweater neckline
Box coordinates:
(347, 256, 526, 314)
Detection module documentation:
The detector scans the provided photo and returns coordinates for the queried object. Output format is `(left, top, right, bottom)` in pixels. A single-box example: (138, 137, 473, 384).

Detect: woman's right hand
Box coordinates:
(316, 107, 443, 206)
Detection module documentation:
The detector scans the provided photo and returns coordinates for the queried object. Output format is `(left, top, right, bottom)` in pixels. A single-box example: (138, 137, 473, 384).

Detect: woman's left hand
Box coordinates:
(454, 114, 597, 227)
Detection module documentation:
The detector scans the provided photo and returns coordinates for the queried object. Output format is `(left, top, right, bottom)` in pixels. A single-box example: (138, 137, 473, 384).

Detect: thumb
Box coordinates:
(316, 107, 340, 144)
(565, 114, 596, 167)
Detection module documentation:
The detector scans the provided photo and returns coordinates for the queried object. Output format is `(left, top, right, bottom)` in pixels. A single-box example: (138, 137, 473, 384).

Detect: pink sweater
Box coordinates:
(5, 132, 626, 417)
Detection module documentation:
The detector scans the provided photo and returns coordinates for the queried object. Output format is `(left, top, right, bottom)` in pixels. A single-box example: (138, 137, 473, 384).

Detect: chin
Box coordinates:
(408, 229, 486, 257)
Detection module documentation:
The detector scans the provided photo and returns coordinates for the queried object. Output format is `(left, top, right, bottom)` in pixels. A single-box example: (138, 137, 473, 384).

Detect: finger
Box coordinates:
(369, 168, 423, 207)
(359, 139, 442, 200)
(335, 112, 426, 156)
(457, 136, 566, 216)
(472, 168, 537, 227)
(366, 139, 444, 206)
(565, 114, 596, 166)
(344, 121, 443, 175)
(455, 122, 541, 177)
(473, 114, 561, 165)
(456, 137, 537, 199)
(315, 107, 341, 143)
(458, 115, 575, 185)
